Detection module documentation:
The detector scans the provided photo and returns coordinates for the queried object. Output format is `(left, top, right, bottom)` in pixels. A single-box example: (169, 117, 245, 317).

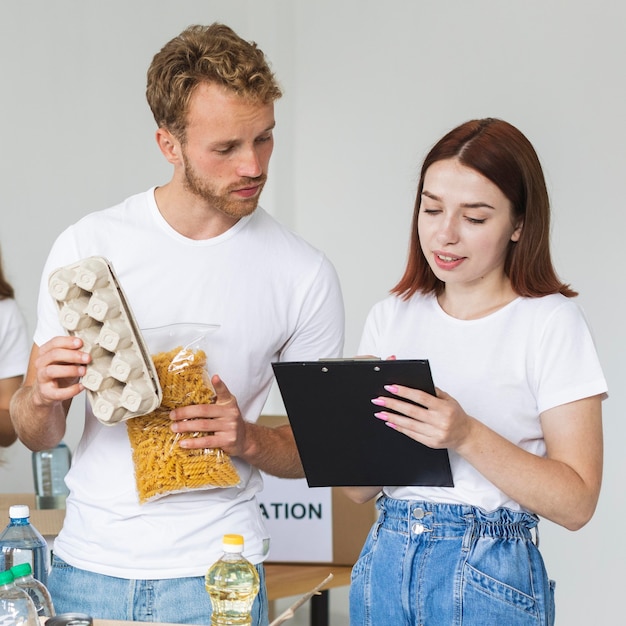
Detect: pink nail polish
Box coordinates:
(385, 421, 397, 429)
(384, 384, 398, 394)
(371, 397, 386, 406)
(374, 411, 388, 421)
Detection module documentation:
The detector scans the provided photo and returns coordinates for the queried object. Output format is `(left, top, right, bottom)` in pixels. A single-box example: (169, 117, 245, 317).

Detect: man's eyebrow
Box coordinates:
(421, 190, 495, 210)
(211, 122, 276, 147)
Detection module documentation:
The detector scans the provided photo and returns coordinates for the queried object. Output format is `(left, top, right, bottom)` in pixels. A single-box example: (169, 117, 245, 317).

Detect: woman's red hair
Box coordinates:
(392, 118, 576, 299)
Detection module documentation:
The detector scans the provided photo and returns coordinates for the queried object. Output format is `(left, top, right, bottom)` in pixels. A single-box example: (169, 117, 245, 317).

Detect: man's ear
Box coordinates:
(155, 128, 182, 166)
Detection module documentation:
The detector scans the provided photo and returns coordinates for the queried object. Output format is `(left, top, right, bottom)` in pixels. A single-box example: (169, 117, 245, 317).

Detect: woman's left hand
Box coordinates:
(371, 385, 475, 452)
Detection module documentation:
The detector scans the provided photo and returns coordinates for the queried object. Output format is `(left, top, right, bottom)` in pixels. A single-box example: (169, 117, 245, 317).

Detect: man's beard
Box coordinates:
(182, 151, 266, 219)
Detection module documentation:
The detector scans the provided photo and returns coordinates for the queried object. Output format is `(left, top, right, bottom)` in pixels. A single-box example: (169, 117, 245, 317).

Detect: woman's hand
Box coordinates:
(371, 384, 475, 453)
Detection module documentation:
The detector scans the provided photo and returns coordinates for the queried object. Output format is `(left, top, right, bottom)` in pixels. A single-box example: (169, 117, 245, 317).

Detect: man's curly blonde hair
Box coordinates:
(146, 23, 282, 141)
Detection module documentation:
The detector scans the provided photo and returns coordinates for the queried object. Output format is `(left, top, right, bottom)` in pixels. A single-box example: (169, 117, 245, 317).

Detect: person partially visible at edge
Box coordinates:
(0, 248, 29, 447)
(9, 23, 344, 625)
(344, 118, 606, 626)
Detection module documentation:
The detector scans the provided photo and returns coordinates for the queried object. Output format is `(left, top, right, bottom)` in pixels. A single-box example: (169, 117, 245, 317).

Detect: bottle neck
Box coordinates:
(10, 518, 30, 526)
(222, 550, 244, 560)
(14, 576, 34, 583)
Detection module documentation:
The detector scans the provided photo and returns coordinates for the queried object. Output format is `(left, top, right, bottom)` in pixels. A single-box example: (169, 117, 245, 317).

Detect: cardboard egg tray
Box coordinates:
(48, 256, 162, 425)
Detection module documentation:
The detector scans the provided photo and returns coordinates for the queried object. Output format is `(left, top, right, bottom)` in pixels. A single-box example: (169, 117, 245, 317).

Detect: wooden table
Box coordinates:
(265, 563, 352, 626)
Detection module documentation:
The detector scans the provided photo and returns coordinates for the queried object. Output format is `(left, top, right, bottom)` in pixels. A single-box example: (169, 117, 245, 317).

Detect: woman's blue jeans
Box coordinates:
(350, 497, 555, 625)
(48, 554, 269, 625)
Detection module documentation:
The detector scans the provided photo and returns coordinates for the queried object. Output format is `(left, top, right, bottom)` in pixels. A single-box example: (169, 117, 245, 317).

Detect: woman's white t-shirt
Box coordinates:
(359, 292, 607, 512)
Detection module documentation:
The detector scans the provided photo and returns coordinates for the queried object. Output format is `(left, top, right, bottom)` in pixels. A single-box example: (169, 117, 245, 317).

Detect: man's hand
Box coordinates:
(168, 374, 304, 478)
(168, 374, 248, 456)
(32, 336, 91, 408)
(10, 336, 89, 451)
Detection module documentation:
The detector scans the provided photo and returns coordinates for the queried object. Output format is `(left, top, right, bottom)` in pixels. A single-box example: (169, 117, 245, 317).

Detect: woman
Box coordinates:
(345, 118, 607, 625)
(0, 248, 29, 447)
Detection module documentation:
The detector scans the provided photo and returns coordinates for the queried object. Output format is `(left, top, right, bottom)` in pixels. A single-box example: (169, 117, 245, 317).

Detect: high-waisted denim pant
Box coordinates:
(48, 554, 269, 625)
(350, 497, 555, 626)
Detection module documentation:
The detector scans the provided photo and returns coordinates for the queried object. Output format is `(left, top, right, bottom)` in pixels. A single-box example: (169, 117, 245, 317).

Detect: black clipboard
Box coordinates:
(271, 359, 454, 488)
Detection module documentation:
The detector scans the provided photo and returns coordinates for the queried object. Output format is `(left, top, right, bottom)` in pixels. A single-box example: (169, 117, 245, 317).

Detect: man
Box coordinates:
(10, 23, 344, 625)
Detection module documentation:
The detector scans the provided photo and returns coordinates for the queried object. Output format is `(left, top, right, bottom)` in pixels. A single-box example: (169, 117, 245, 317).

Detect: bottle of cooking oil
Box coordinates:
(205, 534, 260, 626)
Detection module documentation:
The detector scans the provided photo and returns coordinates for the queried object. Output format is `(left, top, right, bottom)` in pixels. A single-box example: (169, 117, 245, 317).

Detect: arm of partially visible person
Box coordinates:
(0, 295, 30, 447)
(372, 386, 603, 531)
(10, 337, 91, 451)
(0, 375, 22, 447)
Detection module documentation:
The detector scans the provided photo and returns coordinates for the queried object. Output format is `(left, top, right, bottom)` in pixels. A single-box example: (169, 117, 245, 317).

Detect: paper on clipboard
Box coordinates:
(271, 359, 453, 488)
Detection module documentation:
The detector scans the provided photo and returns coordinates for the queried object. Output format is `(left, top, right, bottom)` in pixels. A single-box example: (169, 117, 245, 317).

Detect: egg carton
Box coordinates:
(48, 256, 162, 426)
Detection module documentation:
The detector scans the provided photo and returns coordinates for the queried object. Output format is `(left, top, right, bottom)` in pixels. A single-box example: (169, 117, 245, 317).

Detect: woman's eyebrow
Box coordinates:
(421, 189, 495, 210)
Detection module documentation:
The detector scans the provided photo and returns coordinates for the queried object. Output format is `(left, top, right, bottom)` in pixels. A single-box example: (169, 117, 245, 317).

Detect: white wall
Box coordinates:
(1, 2, 624, 624)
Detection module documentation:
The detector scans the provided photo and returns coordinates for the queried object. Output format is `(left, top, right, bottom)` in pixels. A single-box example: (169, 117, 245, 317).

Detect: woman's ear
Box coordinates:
(155, 128, 182, 166)
(511, 219, 524, 242)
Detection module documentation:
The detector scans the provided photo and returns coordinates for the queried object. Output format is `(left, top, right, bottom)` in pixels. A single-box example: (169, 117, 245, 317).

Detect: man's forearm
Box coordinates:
(10, 386, 68, 451)
(241, 423, 304, 478)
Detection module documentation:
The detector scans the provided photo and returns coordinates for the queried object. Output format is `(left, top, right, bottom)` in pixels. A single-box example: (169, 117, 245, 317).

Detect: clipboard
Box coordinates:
(271, 359, 454, 487)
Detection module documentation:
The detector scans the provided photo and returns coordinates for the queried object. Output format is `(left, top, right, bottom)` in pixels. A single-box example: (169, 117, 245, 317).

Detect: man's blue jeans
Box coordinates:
(48, 554, 269, 625)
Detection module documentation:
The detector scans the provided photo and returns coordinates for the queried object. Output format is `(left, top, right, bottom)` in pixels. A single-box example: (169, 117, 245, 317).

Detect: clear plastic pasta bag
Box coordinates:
(126, 323, 240, 503)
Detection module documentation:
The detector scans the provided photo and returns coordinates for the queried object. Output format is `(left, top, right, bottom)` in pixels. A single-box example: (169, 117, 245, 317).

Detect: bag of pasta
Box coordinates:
(127, 323, 240, 503)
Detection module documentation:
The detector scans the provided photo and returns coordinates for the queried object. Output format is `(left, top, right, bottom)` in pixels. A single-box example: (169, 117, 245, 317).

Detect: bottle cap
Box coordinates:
(0, 570, 15, 585)
(47, 614, 93, 626)
(8, 504, 30, 519)
(222, 533, 244, 552)
(11, 563, 33, 578)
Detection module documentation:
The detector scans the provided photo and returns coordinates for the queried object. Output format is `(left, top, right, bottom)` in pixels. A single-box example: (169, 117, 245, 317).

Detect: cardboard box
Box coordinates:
(257, 415, 377, 565)
(0, 493, 65, 537)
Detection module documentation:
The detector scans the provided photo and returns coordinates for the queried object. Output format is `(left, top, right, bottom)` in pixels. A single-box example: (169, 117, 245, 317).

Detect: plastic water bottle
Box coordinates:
(32, 441, 71, 509)
(0, 505, 49, 587)
(0, 569, 39, 626)
(205, 534, 260, 625)
(11, 563, 55, 617)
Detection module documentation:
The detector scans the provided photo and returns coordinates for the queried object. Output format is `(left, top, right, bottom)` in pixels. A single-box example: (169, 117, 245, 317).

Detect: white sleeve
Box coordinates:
(534, 300, 608, 413)
(0, 298, 30, 378)
(279, 254, 345, 361)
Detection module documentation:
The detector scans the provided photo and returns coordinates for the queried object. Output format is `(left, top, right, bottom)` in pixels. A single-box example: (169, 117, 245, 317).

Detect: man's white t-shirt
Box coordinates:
(359, 292, 607, 512)
(34, 189, 345, 578)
